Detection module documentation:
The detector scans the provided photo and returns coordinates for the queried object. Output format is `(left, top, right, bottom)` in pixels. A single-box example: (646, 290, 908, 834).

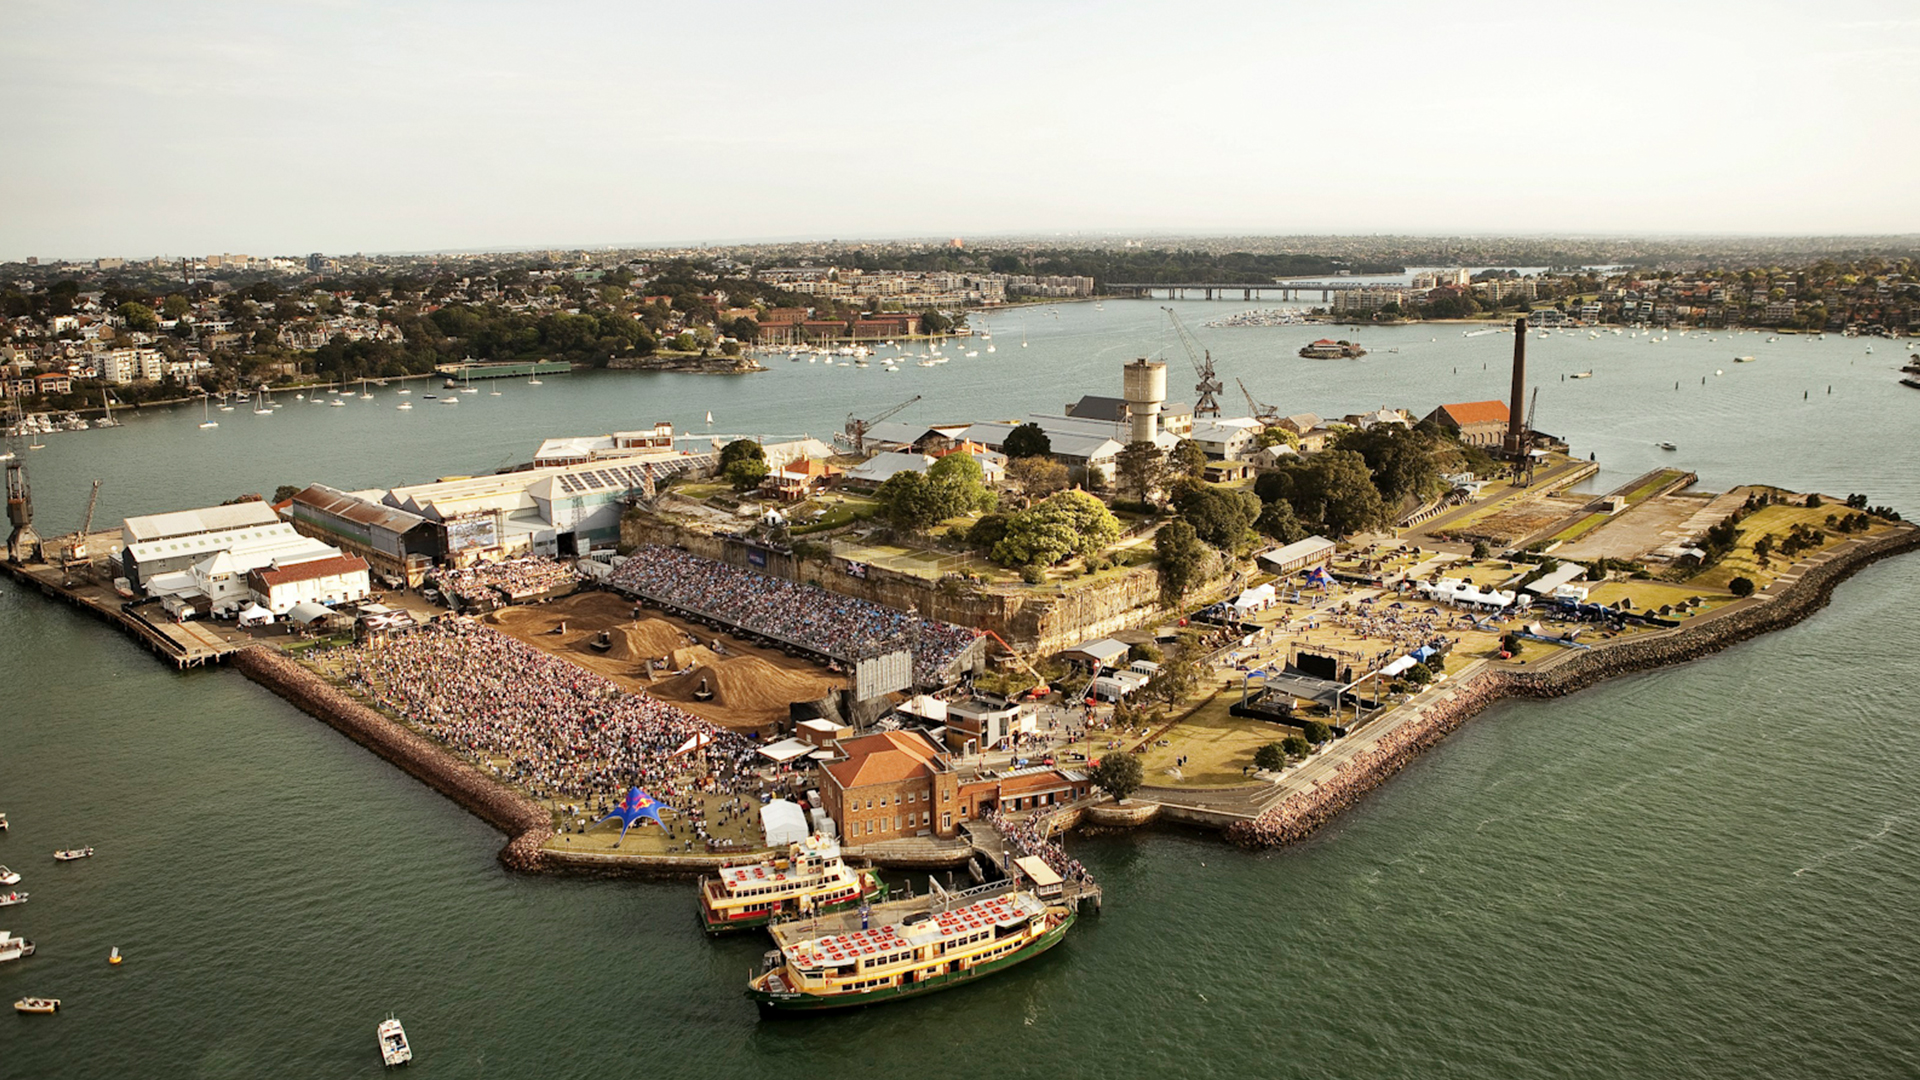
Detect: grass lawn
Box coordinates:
(1625, 469, 1689, 504)
(672, 481, 733, 501)
(791, 495, 879, 534)
(1688, 505, 1882, 590)
(1135, 694, 1295, 787)
(1550, 512, 1610, 544)
(1584, 579, 1730, 616)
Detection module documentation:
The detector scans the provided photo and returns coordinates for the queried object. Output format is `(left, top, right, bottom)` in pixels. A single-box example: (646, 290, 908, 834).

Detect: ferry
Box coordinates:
(377, 1015, 413, 1066)
(1298, 338, 1366, 359)
(698, 837, 885, 934)
(54, 847, 94, 861)
(13, 997, 59, 1014)
(0, 931, 34, 962)
(747, 890, 1074, 1012)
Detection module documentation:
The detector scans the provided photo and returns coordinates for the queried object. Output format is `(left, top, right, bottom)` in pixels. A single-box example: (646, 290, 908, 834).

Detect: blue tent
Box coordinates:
(1412, 645, 1438, 661)
(594, 786, 668, 847)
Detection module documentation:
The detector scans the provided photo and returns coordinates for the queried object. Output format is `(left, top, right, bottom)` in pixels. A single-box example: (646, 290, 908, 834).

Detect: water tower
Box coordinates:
(1122, 358, 1167, 444)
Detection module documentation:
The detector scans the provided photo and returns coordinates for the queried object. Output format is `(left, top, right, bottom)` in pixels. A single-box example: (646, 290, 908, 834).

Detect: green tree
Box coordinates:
(926, 452, 996, 516)
(1168, 438, 1209, 481)
(920, 309, 951, 335)
(1300, 719, 1332, 745)
(1154, 518, 1206, 603)
(161, 293, 191, 320)
(1002, 422, 1051, 460)
(1144, 637, 1205, 704)
(1729, 576, 1755, 598)
(878, 471, 946, 533)
(1253, 742, 1289, 772)
(117, 301, 159, 332)
(719, 439, 769, 491)
(1089, 752, 1144, 803)
(1257, 450, 1388, 537)
(1281, 734, 1311, 758)
(1335, 424, 1443, 504)
(1254, 500, 1306, 544)
(1176, 485, 1261, 552)
(1007, 456, 1070, 499)
(1404, 662, 1433, 685)
(1115, 440, 1164, 504)
(1257, 426, 1299, 450)
(992, 490, 1121, 567)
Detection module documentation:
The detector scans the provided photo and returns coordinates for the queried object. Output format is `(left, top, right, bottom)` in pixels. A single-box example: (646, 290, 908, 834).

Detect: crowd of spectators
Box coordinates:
(339, 618, 766, 844)
(982, 806, 1093, 889)
(434, 556, 584, 604)
(611, 545, 980, 685)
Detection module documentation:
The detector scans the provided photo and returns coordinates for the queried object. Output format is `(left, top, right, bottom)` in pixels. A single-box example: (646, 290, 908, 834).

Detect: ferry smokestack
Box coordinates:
(1505, 315, 1527, 455)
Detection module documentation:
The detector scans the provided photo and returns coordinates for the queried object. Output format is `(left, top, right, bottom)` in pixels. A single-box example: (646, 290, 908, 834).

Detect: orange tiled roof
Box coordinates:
(1437, 400, 1510, 425)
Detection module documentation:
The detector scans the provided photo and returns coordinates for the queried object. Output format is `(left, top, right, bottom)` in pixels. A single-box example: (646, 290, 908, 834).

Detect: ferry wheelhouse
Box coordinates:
(746, 890, 1075, 1011)
(699, 836, 884, 934)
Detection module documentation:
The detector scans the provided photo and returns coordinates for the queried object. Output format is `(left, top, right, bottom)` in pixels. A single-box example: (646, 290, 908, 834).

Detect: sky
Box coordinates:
(1, 0, 1915, 260)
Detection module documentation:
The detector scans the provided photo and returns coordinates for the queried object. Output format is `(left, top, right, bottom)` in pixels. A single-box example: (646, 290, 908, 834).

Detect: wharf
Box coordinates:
(2, 540, 244, 669)
(437, 360, 571, 381)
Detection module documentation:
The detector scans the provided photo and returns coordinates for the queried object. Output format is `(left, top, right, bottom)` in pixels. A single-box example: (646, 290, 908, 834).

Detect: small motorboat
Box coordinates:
(397, 402, 414, 411)
(0, 813, 8, 831)
(109, 946, 122, 965)
(1659, 442, 1677, 451)
(378, 1016, 413, 1066)
(0, 892, 26, 907)
(1570, 370, 1593, 379)
(53, 847, 94, 862)
(0, 867, 17, 886)
(13, 997, 59, 1015)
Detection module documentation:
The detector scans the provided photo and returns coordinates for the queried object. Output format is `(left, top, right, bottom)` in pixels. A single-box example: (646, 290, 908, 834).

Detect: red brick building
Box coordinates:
(820, 731, 961, 841)
(1423, 400, 1510, 448)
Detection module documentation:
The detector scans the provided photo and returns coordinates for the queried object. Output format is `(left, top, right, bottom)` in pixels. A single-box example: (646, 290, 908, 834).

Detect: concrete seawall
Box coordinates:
(1223, 524, 1920, 848)
(231, 646, 555, 871)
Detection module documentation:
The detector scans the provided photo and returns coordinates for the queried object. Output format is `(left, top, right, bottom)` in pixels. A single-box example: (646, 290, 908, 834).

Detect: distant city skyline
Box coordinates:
(2, 0, 1916, 262)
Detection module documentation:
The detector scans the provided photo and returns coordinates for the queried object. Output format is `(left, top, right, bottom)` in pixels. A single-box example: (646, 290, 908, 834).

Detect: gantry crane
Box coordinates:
(841, 394, 923, 454)
(1161, 306, 1223, 418)
(1513, 387, 1542, 483)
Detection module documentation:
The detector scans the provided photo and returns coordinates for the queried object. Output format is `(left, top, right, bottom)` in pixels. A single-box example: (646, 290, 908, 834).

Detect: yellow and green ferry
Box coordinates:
(746, 890, 1075, 1011)
(699, 836, 885, 935)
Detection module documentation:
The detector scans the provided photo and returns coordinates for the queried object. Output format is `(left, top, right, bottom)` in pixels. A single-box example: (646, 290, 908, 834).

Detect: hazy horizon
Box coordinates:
(3, 0, 1916, 262)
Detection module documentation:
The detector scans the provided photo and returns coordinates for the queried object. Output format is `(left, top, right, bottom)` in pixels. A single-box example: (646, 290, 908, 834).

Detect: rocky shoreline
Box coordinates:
(231, 646, 555, 870)
(1225, 524, 1920, 848)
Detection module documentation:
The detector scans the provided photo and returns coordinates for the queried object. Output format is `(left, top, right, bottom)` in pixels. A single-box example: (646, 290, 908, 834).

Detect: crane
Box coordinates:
(63, 479, 102, 571)
(1161, 306, 1223, 418)
(1513, 387, 1541, 483)
(1237, 378, 1280, 425)
(841, 394, 923, 454)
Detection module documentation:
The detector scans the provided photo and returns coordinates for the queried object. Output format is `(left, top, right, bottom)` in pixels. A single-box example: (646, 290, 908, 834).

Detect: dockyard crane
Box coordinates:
(1161, 306, 1223, 418)
(842, 394, 923, 455)
(62, 479, 102, 573)
(1513, 388, 1541, 483)
(1237, 378, 1281, 425)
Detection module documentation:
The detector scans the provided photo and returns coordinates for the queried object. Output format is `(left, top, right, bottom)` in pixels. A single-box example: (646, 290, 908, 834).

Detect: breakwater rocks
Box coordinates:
(1227, 524, 1920, 850)
(231, 646, 554, 871)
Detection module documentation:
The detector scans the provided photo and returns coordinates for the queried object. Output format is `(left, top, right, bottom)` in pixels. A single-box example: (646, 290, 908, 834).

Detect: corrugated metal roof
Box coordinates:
(122, 501, 280, 543)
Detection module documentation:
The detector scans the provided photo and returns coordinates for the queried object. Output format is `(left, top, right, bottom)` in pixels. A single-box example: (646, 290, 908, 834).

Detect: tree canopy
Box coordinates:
(1175, 485, 1261, 552)
(1154, 518, 1206, 604)
(1115, 440, 1164, 504)
(991, 490, 1120, 568)
(1002, 422, 1051, 460)
(1255, 450, 1389, 537)
(1089, 752, 1144, 803)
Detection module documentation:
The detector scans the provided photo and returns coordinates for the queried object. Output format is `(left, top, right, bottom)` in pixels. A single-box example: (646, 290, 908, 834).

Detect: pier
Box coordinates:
(2, 540, 243, 670)
(437, 359, 572, 381)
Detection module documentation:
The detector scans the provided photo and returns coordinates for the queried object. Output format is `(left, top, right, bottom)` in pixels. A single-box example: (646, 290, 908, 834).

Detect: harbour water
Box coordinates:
(2, 303, 1916, 1077)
